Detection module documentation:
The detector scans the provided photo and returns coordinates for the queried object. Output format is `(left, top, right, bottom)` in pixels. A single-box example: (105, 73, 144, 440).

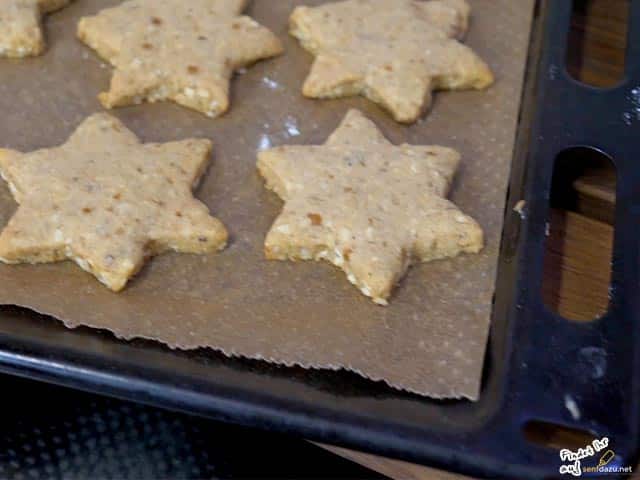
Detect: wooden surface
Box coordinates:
(319, 445, 476, 480)
(320, 0, 631, 478)
(542, 208, 612, 321)
(566, 0, 627, 87)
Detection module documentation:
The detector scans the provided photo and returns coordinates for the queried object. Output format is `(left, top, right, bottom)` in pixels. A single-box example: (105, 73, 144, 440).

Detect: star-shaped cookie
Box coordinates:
(0, 0, 70, 58)
(0, 113, 228, 291)
(77, 0, 283, 117)
(258, 109, 483, 305)
(289, 0, 494, 123)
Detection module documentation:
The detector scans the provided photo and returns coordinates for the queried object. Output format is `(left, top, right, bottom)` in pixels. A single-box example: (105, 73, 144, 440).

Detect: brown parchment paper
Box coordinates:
(0, 0, 534, 400)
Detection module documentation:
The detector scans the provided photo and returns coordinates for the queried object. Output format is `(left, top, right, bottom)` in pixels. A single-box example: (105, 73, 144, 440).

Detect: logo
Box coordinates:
(559, 437, 633, 476)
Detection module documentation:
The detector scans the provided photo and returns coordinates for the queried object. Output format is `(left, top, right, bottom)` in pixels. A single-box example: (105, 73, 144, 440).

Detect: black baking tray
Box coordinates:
(1, 1, 639, 478)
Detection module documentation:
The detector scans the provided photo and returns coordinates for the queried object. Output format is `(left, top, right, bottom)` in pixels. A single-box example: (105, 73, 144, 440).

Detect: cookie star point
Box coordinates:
(326, 108, 392, 146)
(78, 0, 283, 117)
(0, 0, 71, 58)
(290, 0, 493, 124)
(258, 109, 483, 305)
(0, 113, 228, 291)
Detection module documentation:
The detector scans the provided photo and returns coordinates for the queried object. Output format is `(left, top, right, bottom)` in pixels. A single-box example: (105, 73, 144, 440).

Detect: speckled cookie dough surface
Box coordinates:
(0, 0, 534, 400)
(0, 113, 228, 291)
(0, 0, 70, 57)
(77, 0, 283, 117)
(289, 0, 493, 123)
(259, 109, 483, 305)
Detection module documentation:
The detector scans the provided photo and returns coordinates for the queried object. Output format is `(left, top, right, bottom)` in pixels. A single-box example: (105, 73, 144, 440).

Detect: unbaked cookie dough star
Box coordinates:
(0, 113, 228, 291)
(258, 109, 483, 305)
(78, 0, 283, 117)
(289, 0, 494, 123)
(0, 0, 70, 58)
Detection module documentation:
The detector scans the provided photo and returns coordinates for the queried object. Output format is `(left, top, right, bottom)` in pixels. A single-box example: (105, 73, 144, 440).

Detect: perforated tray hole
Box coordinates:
(523, 420, 596, 450)
(541, 147, 615, 321)
(566, 0, 629, 88)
